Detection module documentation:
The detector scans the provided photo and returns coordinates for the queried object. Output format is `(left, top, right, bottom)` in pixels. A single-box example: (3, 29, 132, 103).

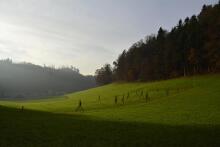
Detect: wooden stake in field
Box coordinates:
(114, 96, 118, 104)
(127, 92, 130, 99)
(75, 99, 84, 112)
(145, 92, 149, 102)
(21, 106, 24, 111)
(98, 95, 101, 103)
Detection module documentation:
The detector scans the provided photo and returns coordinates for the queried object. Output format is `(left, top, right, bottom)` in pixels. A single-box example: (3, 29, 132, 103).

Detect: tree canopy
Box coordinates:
(96, 2, 220, 84)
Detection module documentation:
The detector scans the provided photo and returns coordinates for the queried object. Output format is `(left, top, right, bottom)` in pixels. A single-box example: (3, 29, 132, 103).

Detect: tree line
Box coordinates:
(95, 2, 220, 85)
(0, 59, 96, 99)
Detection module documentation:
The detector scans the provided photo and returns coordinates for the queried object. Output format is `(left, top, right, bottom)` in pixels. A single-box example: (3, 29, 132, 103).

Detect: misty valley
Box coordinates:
(0, 59, 96, 99)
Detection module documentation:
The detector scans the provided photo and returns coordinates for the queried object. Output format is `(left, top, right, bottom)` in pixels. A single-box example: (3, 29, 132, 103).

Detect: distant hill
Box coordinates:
(0, 59, 96, 99)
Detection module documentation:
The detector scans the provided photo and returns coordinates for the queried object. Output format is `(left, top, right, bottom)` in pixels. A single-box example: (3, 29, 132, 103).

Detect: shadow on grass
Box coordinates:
(0, 105, 219, 147)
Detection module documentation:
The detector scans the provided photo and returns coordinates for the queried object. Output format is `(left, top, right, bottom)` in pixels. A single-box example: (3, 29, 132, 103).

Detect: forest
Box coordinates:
(0, 59, 96, 99)
(95, 2, 220, 84)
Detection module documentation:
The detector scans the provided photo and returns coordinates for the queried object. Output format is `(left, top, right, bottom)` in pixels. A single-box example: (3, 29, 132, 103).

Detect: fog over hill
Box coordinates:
(0, 59, 96, 99)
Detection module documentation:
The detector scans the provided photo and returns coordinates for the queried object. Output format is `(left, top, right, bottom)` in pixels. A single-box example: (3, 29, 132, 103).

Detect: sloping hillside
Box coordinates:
(0, 74, 220, 146)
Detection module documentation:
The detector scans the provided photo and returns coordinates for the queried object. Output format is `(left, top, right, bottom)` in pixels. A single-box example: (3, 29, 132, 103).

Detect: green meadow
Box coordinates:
(0, 74, 220, 147)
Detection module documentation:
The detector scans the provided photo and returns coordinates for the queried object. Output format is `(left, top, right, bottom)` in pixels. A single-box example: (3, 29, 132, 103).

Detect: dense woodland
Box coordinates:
(95, 2, 220, 85)
(0, 59, 96, 99)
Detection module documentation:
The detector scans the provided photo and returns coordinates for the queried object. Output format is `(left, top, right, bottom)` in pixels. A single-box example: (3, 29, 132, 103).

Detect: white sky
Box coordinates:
(0, 0, 217, 75)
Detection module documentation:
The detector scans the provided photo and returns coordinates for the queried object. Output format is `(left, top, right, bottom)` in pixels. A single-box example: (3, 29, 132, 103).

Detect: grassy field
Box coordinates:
(0, 74, 220, 147)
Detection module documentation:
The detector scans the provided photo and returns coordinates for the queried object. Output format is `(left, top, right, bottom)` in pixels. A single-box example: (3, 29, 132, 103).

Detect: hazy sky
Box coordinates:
(0, 0, 217, 75)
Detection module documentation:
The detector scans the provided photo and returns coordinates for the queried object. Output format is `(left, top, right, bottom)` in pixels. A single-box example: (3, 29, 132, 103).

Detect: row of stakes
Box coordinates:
(19, 86, 193, 112)
(75, 90, 150, 112)
(96, 88, 170, 106)
(96, 85, 193, 106)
